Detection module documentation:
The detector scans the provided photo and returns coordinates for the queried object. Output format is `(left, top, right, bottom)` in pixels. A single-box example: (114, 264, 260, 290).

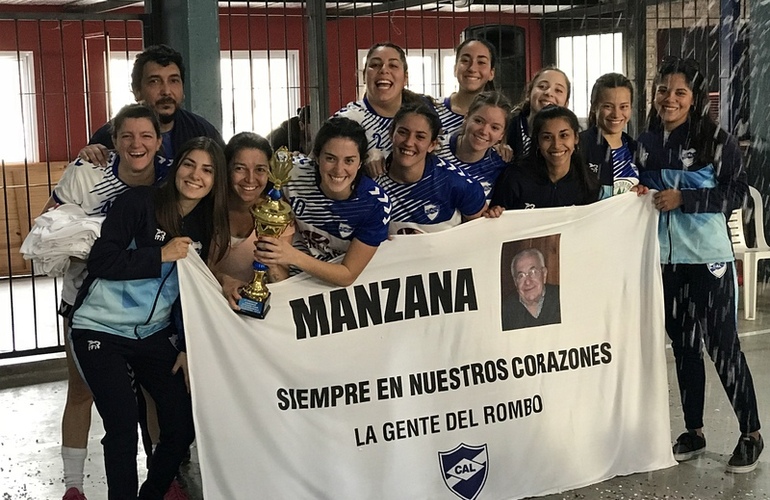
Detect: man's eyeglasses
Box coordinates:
(515, 267, 543, 284)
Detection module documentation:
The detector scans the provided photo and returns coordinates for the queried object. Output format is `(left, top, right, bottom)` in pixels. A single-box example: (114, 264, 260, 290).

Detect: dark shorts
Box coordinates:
(58, 300, 74, 319)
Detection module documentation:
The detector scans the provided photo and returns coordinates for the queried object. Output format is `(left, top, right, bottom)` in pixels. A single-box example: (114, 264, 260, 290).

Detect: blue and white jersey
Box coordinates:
(53, 152, 171, 216)
(284, 155, 391, 263)
(609, 142, 638, 195)
(52, 151, 171, 305)
(579, 127, 637, 198)
(334, 97, 394, 161)
(376, 154, 486, 235)
(434, 96, 464, 143)
(435, 134, 508, 199)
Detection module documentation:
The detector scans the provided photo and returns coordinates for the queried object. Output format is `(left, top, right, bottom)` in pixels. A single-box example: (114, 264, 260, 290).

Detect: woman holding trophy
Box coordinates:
(209, 132, 295, 310)
(254, 117, 391, 287)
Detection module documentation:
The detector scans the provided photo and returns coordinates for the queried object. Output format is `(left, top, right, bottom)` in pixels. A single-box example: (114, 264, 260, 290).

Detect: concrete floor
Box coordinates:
(1, 287, 769, 499)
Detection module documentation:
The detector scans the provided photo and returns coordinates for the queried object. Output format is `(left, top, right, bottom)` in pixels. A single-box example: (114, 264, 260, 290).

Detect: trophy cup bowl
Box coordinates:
(237, 147, 295, 318)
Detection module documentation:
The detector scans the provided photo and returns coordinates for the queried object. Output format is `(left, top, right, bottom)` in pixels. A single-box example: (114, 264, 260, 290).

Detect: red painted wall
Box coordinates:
(3, 8, 542, 161)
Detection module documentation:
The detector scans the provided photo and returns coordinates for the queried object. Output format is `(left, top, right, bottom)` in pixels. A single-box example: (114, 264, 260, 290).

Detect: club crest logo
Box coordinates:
(424, 204, 440, 221)
(681, 148, 696, 168)
(707, 261, 727, 278)
(438, 443, 488, 500)
(338, 223, 354, 239)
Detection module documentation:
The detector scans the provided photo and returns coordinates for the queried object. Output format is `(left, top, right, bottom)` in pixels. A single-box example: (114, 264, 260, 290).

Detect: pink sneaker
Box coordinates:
(163, 479, 189, 500)
(62, 487, 87, 500)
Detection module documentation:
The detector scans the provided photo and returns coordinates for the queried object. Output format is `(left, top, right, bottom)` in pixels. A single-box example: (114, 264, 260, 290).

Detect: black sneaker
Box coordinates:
(727, 434, 764, 473)
(672, 430, 706, 461)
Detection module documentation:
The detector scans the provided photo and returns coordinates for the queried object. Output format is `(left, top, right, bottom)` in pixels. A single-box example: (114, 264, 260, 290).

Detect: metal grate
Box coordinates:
(0, 0, 750, 358)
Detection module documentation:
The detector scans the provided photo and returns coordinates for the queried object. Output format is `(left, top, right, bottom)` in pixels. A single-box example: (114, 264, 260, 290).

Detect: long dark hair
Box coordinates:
(312, 117, 368, 196)
(588, 72, 634, 128)
(646, 56, 724, 165)
(225, 132, 274, 199)
(455, 38, 497, 92)
(363, 42, 423, 109)
(154, 137, 230, 263)
(390, 102, 442, 142)
(529, 105, 599, 204)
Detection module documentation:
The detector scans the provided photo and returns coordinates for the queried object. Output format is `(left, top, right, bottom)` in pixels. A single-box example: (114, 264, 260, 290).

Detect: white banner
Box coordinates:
(179, 194, 676, 500)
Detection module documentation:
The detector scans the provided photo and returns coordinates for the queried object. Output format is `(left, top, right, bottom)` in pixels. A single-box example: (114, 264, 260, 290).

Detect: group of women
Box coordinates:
(56, 39, 761, 499)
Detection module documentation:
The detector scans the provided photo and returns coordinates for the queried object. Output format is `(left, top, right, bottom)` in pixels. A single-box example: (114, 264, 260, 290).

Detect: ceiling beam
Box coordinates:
(65, 0, 141, 14)
(328, 0, 447, 18)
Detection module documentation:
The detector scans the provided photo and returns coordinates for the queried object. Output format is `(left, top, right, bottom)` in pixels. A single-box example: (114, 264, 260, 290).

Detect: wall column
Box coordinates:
(145, 0, 222, 132)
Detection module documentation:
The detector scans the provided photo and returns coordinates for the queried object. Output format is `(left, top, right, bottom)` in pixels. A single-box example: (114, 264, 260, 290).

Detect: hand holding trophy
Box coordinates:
(237, 147, 295, 318)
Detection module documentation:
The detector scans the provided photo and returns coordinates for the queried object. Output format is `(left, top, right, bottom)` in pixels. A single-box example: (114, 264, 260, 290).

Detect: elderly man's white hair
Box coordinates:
(511, 247, 546, 277)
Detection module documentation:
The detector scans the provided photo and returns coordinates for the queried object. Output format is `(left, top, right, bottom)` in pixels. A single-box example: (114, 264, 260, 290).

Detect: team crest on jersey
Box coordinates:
(338, 223, 354, 239)
(438, 443, 488, 500)
(707, 262, 727, 278)
(424, 204, 440, 221)
(589, 162, 600, 174)
(681, 148, 696, 168)
(613, 177, 639, 196)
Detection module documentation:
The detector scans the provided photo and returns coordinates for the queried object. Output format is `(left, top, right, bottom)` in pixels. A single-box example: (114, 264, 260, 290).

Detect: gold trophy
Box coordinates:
(237, 147, 295, 318)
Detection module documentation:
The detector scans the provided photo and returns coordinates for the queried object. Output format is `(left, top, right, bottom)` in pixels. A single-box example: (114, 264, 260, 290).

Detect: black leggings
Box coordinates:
(71, 327, 194, 500)
(663, 262, 760, 434)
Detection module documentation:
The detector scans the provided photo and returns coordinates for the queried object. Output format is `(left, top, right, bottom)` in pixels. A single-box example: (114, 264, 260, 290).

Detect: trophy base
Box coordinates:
(236, 293, 271, 319)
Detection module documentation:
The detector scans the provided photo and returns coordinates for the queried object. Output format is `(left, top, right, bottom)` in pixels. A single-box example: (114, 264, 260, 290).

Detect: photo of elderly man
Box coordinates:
(502, 246, 561, 331)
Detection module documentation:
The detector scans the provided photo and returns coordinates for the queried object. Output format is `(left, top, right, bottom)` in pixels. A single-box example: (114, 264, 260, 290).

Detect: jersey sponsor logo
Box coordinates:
(707, 262, 727, 278)
(438, 443, 489, 500)
(425, 204, 440, 221)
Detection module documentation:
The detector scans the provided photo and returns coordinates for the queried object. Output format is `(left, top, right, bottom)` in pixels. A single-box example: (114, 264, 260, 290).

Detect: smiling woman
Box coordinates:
(38, 103, 173, 500)
(253, 117, 391, 287)
(580, 73, 639, 197)
(66, 137, 230, 498)
(636, 57, 763, 473)
(432, 38, 498, 139)
(334, 42, 424, 177)
(506, 67, 572, 159)
(375, 102, 488, 235)
(209, 132, 299, 309)
(490, 105, 602, 210)
(436, 91, 513, 199)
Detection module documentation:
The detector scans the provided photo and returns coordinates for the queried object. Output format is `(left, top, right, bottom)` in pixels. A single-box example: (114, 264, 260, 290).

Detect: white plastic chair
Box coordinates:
(730, 186, 770, 320)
